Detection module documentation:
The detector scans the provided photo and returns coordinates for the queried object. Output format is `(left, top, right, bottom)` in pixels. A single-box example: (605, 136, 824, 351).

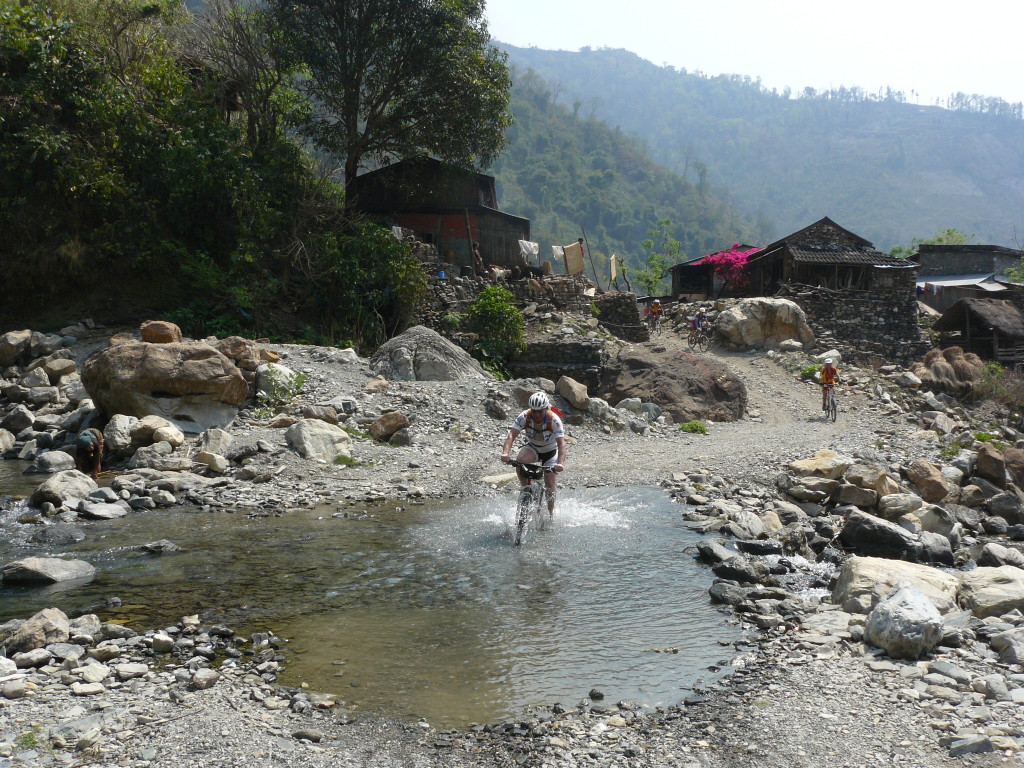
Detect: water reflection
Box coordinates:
(0, 463, 739, 727)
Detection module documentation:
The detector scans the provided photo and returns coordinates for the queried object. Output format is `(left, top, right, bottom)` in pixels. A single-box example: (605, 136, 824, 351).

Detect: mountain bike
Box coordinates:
(507, 460, 556, 545)
(647, 312, 661, 336)
(823, 385, 837, 422)
(687, 328, 710, 353)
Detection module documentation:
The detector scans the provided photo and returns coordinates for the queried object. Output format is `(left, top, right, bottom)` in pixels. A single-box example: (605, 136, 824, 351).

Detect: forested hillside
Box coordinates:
(499, 44, 1024, 251)
(491, 69, 753, 277)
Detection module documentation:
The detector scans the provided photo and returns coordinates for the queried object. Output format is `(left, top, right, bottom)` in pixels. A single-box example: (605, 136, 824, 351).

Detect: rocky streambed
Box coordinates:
(2, 319, 1024, 766)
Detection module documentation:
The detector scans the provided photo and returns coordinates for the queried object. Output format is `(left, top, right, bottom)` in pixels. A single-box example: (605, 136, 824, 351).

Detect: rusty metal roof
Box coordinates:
(789, 245, 912, 267)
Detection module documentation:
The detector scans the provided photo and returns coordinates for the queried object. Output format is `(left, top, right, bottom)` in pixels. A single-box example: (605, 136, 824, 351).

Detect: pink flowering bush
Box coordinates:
(701, 243, 759, 293)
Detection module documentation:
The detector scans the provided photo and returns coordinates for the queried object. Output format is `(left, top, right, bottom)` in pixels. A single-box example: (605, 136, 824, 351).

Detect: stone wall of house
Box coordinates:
(776, 281, 931, 366)
(917, 245, 1023, 278)
(508, 338, 608, 390)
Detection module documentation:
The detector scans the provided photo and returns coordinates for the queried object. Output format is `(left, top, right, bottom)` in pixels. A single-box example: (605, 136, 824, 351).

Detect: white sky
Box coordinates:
(484, 0, 1024, 107)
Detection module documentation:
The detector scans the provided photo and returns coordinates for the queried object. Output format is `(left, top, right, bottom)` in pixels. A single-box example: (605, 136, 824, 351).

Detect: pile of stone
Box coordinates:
(660, 439, 1024, 756)
(0, 606, 340, 763)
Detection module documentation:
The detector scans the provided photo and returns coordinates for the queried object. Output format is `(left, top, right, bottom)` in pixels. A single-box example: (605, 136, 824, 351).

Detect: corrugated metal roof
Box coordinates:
(789, 246, 911, 267)
(917, 273, 996, 287)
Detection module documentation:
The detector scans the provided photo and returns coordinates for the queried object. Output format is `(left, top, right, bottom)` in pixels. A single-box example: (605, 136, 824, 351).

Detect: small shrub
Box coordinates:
(678, 420, 708, 435)
(333, 454, 359, 466)
(799, 364, 819, 380)
(441, 312, 463, 333)
(254, 368, 308, 419)
(466, 286, 526, 377)
(15, 730, 40, 750)
(590, 302, 601, 318)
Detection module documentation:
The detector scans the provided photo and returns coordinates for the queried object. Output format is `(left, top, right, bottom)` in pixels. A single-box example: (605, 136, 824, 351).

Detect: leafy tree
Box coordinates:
(635, 218, 684, 295)
(271, 0, 512, 189)
(889, 228, 975, 258)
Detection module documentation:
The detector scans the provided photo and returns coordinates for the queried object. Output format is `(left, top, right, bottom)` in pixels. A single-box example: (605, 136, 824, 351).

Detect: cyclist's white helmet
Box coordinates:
(824, 358, 833, 365)
(653, 299, 661, 304)
(528, 391, 550, 411)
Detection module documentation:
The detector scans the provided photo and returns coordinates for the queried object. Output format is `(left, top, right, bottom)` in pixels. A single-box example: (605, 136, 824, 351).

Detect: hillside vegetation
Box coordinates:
(499, 44, 1024, 251)
(492, 69, 753, 278)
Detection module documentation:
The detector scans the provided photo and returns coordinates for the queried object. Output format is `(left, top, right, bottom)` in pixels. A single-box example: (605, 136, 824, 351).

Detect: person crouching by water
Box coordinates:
(75, 428, 104, 478)
(500, 391, 566, 515)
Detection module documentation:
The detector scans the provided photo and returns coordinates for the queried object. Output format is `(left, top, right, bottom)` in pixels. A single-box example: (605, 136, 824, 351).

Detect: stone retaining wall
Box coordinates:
(776, 282, 930, 366)
(415, 264, 598, 330)
(508, 339, 608, 390)
(594, 292, 647, 342)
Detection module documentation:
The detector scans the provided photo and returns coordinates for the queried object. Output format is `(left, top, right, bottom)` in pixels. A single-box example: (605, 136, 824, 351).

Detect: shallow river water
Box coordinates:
(0, 462, 742, 727)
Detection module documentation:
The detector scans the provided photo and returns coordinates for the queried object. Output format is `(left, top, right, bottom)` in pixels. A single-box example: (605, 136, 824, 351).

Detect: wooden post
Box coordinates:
(463, 209, 473, 268)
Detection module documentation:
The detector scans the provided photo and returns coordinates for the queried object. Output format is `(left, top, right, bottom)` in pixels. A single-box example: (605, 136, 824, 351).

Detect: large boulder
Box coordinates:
(139, 320, 182, 344)
(959, 566, 1024, 618)
(368, 411, 410, 442)
(0, 329, 32, 366)
(1, 557, 95, 585)
(978, 542, 1024, 570)
(29, 470, 97, 508)
(864, 583, 944, 659)
(716, 298, 815, 349)
(907, 459, 953, 503)
(976, 443, 1007, 488)
(215, 336, 262, 371)
(831, 555, 959, 614)
(838, 510, 919, 561)
(370, 326, 491, 381)
(599, 345, 746, 423)
(285, 419, 353, 462)
(82, 341, 248, 434)
(789, 449, 853, 480)
(556, 376, 590, 411)
(4, 608, 70, 653)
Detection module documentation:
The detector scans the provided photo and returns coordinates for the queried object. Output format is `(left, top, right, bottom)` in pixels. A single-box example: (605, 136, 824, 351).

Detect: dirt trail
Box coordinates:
(565, 328, 908, 491)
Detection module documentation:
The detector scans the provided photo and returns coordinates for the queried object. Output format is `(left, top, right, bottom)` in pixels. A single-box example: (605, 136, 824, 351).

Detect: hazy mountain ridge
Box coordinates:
(498, 44, 1024, 250)
(491, 69, 754, 272)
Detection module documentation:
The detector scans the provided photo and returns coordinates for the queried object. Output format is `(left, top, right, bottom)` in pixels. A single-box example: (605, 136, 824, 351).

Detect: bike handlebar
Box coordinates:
(505, 459, 559, 473)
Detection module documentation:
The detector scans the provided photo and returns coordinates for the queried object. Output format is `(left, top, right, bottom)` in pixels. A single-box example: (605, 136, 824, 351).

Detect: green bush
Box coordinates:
(799, 365, 819, 380)
(678, 420, 707, 434)
(254, 367, 308, 418)
(441, 312, 464, 333)
(466, 286, 526, 378)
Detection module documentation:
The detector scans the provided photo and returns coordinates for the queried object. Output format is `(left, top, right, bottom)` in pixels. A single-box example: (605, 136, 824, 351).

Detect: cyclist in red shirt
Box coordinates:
(820, 358, 840, 410)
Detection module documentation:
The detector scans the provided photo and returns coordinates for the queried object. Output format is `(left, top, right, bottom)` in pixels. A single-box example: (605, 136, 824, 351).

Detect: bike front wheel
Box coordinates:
(515, 486, 533, 545)
(828, 392, 838, 422)
(697, 333, 709, 353)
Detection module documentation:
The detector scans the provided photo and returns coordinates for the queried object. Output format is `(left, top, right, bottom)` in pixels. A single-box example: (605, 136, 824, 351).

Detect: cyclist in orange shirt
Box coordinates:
(819, 358, 839, 410)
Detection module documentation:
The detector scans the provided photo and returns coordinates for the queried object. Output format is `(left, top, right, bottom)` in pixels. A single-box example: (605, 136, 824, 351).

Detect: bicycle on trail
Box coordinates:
(506, 460, 556, 545)
(822, 384, 838, 422)
(687, 328, 710, 352)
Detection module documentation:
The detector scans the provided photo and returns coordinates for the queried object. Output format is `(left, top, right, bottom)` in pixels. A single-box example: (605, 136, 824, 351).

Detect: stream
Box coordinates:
(0, 462, 744, 727)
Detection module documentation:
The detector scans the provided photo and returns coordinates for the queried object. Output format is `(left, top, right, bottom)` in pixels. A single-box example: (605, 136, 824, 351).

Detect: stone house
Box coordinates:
(348, 157, 530, 273)
(745, 217, 915, 295)
(745, 218, 925, 364)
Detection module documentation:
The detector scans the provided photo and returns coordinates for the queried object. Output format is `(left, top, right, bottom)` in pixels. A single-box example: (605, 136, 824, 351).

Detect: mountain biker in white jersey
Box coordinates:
(501, 391, 566, 515)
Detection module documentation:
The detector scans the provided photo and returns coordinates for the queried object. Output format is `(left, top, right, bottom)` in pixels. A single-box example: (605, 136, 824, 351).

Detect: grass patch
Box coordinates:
(678, 420, 708, 435)
(333, 454, 359, 467)
(15, 729, 40, 750)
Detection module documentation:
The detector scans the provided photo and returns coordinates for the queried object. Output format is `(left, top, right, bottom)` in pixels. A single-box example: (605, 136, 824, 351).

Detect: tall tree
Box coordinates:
(273, 0, 512, 189)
